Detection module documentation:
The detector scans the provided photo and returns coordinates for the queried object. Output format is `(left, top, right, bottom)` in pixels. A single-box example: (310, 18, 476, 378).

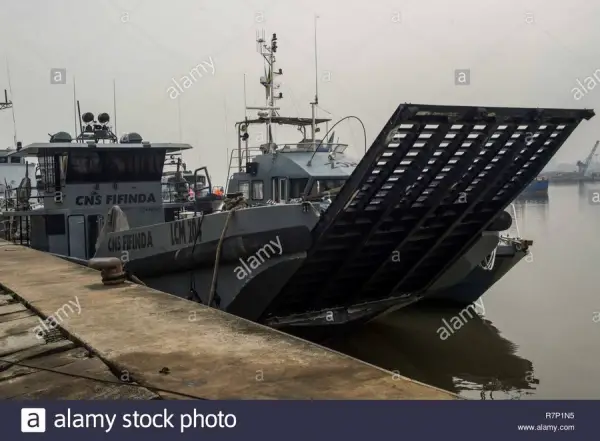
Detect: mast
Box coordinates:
(310, 15, 320, 151)
(237, 75, 245, 172)
(5, 60, 17, 147)
(73, 77, 78, 138)
(113, 79, 118, 139)
(0, 89, 14, 147)
(76, 100, 83, 137)
(243, 73, 248, 119)
(177, 97, 182, 142)
(255, 30, 283, 152)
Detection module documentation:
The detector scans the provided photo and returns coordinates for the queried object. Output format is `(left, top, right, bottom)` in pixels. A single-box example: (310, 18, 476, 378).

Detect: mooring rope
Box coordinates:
(480, 247, 497, 271)
(207, 195, 248, 307)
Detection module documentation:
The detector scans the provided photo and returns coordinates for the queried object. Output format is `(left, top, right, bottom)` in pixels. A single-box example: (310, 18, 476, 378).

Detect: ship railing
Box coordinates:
(275, 142, 348, 153)
(162, 170, 215, 204)
(0, 213, 31, 246)
(226, 147, 263, 185)
(228, 146, 262, 170)
(161, 181, 209, 204)
(161, 181, 192, 204)
(1, 186, 46, 210)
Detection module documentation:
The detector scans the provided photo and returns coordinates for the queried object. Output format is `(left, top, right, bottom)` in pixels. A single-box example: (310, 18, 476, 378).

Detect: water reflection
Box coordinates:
(325, 306, 539, 399)
(514, 193, 549, 205)
(323, 186, 600, 399)
(509, 195, 549, 238)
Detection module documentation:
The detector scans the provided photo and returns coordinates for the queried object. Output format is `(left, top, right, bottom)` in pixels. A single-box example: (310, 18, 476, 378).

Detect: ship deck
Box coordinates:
(0, 240, 457, 399)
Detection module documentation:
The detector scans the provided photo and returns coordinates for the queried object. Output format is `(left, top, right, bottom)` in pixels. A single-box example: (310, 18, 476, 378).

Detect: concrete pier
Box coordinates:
(0, 241, 458, 399)
(0, 289, 157, 399)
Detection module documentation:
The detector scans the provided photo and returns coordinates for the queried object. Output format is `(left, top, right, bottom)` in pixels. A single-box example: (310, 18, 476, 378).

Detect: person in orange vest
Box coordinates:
(214, 186, 224, 197)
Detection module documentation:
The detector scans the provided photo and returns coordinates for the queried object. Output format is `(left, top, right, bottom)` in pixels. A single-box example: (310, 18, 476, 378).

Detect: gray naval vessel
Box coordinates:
(2, 33, 595, 333)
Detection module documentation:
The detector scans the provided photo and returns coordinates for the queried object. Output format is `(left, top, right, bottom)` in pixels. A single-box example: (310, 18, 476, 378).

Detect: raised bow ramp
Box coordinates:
(262, 104, 594, 322)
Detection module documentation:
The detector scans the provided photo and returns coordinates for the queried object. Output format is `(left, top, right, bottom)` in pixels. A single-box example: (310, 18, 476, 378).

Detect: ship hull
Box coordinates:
(423, 244, 527, 306)
(94, 206, 504, 330)
(92, 103, 592, 333)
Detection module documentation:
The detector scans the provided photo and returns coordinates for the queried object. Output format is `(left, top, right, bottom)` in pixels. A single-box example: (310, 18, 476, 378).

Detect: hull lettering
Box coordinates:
(169, 217, 202, 246)
(75, 193, 157, 206)
(108, 231, 154, 252)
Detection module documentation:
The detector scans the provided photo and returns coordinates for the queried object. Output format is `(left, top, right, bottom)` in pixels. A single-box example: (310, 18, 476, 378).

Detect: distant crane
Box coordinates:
(576, 140, 600, 176)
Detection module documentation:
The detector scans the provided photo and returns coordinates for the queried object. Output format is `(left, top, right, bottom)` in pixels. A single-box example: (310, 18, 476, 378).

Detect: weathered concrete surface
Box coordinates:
(0, 241, 458, 399)
(0, 290, 157, 399)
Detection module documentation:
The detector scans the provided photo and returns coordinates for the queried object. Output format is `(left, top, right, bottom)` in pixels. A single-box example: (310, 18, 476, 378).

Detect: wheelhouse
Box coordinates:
(226, 116, 358, 205)
(2, 136, 196, 260)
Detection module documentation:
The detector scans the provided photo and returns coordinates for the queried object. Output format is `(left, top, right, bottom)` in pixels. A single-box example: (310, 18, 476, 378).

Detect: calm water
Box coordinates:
(326, 183, 600, 399)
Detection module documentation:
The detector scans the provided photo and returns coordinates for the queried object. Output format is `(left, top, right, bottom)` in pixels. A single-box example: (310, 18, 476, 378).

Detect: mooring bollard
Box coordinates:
(88, 257, 126, 285)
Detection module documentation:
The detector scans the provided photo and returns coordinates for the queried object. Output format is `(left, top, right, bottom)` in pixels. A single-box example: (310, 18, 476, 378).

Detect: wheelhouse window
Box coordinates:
(277, 178, 288, 202)
(0, 157, 7, 163)
(307, 178, 347, 198)
(290, 178, 309, 198)
(252, 181, 264, 200)
(36, 153, 67, 191)
(271, 178, 279, 201)
(238, 181, 250, 199)
(65, 149, 166, 184)
(10, 157, 21, 164)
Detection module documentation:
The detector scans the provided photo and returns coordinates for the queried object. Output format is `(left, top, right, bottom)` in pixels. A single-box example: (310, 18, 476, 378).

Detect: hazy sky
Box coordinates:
(1, 0, 599, 182)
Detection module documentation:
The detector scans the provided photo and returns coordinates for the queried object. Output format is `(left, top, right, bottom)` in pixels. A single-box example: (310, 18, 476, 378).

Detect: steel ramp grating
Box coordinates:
(261, 104, 594, 321)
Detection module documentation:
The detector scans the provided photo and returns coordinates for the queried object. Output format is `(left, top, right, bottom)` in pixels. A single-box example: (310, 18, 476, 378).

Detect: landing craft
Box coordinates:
(1, 33, 595, 337)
